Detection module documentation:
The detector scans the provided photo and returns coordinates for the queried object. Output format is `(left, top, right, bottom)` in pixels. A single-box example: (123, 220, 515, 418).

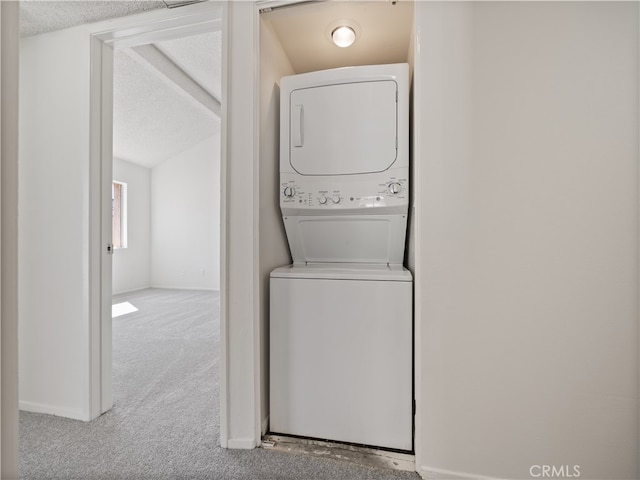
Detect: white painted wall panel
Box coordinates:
(150, 134, 220, 291)
(19, 25, 94, 420)
(112, 158, 151, 295)
(415, 2, 639, 479)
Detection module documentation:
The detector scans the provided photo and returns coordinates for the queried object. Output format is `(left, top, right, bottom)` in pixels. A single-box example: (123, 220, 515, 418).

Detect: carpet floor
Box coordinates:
(19, 288, 419, 480)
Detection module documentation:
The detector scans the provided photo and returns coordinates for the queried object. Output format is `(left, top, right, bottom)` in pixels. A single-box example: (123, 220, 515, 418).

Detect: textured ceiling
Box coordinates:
(156, 31, 222, 101)
(19, 1, 167, 37)
(261, 0, 414, 74)
(113, 32, 221, 169)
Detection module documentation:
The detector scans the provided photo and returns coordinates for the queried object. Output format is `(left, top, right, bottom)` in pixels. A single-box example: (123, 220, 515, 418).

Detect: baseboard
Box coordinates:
(112, 286, 150, 295)
(19, 400, 86, 421)
(421, 465, 505, 480)
(226, 437, 258, 449)
(261, 415, 269, 436)
(149, 286, 219, 292)
(113, 286, 220, 295)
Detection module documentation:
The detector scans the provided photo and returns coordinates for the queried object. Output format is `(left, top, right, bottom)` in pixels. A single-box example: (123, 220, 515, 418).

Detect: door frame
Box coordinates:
(1, 1, 20, 476)
(87, 1, 227, 420)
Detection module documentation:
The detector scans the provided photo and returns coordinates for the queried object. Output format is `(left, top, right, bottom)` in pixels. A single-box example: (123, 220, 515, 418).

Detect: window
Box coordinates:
(112, 181, 128, 249)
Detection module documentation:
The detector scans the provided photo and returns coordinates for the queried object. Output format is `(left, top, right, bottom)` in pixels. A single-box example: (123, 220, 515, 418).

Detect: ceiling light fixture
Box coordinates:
(331, 26, 356, 48)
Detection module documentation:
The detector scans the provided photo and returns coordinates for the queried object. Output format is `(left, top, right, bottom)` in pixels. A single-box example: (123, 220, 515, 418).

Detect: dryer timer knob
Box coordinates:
(388, 182, 402, 195)
(283, 186, 296, 198)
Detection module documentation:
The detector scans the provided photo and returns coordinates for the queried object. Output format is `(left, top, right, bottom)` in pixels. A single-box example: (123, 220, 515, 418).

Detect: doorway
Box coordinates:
(108, 27, 221, 436)
(88, 2, 227, 420)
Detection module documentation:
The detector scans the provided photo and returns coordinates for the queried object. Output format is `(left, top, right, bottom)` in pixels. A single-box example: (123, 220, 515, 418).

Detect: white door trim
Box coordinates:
(221, 0, 262, 448)
(0, 1, 20, 476)
(87, 2, 228, 429)
(219, 0, 230, 447)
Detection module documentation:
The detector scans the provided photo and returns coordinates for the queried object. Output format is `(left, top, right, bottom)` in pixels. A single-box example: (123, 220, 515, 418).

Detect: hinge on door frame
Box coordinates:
(107, 243, 113, 254)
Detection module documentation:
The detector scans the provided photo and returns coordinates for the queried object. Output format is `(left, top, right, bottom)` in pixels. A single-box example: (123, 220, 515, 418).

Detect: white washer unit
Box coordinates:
(270, 63, 413, 451)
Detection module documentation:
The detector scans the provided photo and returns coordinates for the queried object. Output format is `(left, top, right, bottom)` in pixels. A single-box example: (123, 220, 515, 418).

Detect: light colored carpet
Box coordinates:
(19, 288, 418, 479)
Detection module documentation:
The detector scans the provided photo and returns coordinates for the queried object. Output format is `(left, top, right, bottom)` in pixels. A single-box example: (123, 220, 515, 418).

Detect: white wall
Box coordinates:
(151, 134, 220, 291)
(19, 24, 95, 420)
(415, 3, 639, 479)
(1, 1, 20, 476)
(258, 17, 295, 433)
(112, 158, 151, 294)
(115, 138, 220, 294)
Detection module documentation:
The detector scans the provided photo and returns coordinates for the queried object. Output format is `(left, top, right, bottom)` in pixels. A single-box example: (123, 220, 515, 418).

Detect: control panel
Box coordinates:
(280, 171, 409, 215)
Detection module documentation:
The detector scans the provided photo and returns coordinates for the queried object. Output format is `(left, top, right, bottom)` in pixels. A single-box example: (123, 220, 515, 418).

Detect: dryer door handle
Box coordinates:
(292, 104, 304, 147)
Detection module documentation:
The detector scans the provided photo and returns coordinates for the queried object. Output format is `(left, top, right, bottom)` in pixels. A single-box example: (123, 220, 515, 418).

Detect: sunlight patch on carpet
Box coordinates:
(112, 301, 138, 318)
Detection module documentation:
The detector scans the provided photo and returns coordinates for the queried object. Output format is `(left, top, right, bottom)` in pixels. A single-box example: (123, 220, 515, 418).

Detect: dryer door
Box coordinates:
(289, 80, 397, 176)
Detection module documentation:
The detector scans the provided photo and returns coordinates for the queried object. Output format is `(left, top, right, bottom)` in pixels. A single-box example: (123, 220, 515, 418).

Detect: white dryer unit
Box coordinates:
(279, 63, 410, 264)
(270, 63, 413, 451)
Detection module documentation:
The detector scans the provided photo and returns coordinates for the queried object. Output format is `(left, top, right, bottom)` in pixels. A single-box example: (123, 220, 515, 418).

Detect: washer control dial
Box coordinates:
(283, 186, 296, 198)
(388, 182, 402, 195)
(319, 196, 328, 205)
(331, 195, 341, 204)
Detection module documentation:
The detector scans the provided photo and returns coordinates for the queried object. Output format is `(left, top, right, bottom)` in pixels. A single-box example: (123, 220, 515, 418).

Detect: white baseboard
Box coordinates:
(226, 437, 258, 449)
(261, 415, 269, 436)
(112, 285, 151, 295)
(113, 286, 220, 295)
(19, 400, 86, 421)
(149, 286, 219, 292)
(421, 466, 505, 480)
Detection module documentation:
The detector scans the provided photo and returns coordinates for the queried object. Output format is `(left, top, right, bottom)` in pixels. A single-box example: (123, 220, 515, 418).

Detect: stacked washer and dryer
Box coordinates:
(270, 63, 412, 452)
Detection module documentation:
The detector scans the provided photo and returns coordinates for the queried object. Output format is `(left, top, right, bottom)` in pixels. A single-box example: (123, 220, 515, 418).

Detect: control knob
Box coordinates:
(331, 195, 341, 204)
(319, 196, 328, 205)
(283, 186, 296, 198)
(388, 182, 402, 195)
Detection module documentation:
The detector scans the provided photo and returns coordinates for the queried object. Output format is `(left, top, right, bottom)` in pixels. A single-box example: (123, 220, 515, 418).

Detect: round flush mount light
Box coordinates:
(325, 19, 361, 48)
(331, 26, 356, 48)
